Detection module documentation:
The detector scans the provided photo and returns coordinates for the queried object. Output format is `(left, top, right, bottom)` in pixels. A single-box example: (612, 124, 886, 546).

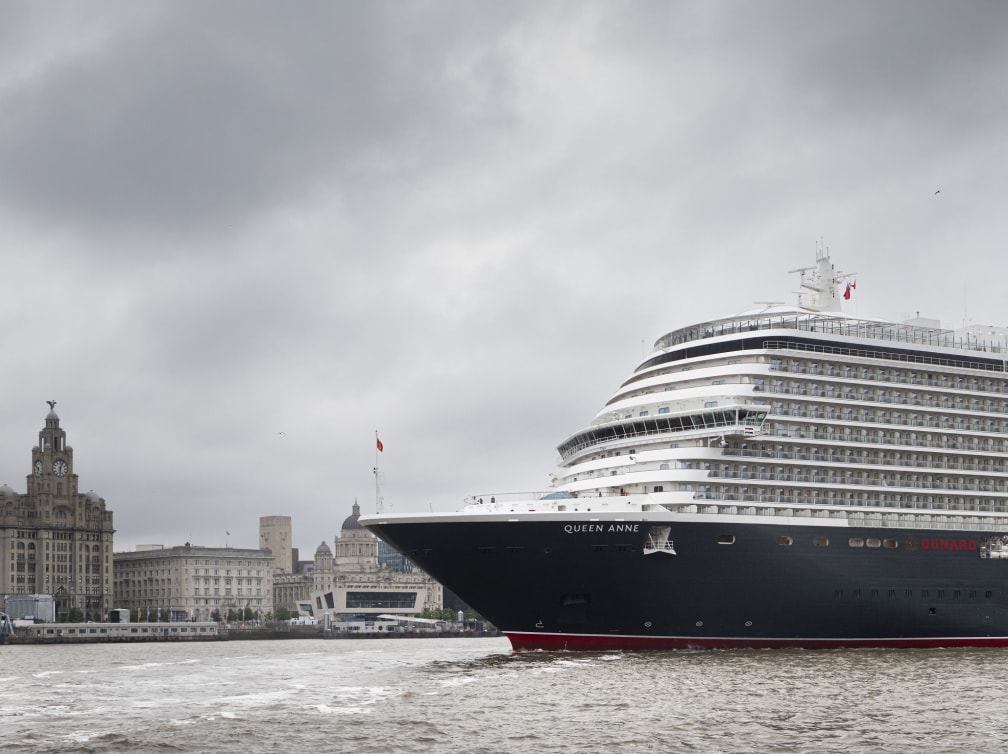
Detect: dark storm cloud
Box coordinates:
(3, 1, 1008, 551)
(0, 1, 525, 236)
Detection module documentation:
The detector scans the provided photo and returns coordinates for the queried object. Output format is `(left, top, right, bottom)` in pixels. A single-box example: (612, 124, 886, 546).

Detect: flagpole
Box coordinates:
(374, 430, 383, 513)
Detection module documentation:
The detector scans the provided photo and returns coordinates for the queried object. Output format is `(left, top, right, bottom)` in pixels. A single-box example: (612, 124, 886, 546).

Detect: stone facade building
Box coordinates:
(308, 502, 441, 621)
(269, 503, 442, 620)
(0, 405, 114, 620)
(273, 568, 314, 614)
(114, 544, 274, 621)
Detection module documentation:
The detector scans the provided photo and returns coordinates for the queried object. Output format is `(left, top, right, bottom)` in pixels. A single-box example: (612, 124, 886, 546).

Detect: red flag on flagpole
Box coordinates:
(376, 437, 384, 452)
(843, 282, 852, 300)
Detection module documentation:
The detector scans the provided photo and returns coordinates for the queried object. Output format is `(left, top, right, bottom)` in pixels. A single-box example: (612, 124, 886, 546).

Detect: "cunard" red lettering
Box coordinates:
(919, 538, 977, 552)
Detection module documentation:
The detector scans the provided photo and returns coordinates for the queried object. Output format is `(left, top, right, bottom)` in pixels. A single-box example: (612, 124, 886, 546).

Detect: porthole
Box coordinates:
(777, 536, 793, 546)
(717, 534, 736, 545)
(883, 539, 899, 549)
(866, 538, 881, 548)
(849, 538, 864, 548)
(813, 536, 829, 547)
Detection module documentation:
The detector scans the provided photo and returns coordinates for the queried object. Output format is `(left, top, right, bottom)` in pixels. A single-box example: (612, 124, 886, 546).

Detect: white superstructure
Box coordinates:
(462, 252, 1008, 534)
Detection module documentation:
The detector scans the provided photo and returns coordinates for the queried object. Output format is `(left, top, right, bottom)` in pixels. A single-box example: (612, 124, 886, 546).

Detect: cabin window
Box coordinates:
(813, 536, 829, 547)
(866, 538, 881, 548)
(717, 534, 736, 545)
(777, 536, 793, 546)
(883, 539, 899, 549)
(848, 538, 864, 548)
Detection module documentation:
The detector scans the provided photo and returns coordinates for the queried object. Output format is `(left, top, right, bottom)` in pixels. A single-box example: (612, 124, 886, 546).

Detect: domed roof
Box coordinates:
(85, 490, 102, 502)
(341, 501, 364, 531)
(0, 483, 16, 499)
(315, 541, 332, 556)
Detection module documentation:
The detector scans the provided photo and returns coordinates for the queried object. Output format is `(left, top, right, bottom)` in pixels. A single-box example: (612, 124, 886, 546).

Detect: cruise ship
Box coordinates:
(361, 253, 1008, 650)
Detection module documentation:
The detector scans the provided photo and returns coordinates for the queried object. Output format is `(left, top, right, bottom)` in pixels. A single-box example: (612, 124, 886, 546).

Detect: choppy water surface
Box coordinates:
(2, 637, 1007, 752)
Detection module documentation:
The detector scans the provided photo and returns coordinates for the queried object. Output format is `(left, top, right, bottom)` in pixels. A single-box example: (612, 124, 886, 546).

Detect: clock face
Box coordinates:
(33, 461, 42, 477)
(53, 459, 68, 477)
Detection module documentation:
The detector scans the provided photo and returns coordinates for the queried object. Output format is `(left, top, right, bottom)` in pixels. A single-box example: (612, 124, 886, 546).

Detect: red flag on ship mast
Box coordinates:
(376, 436, 383, 452)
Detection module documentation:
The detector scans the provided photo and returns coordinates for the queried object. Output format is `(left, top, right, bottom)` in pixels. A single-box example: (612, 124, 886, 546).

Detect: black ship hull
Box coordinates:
(363, 515, 1008, 650)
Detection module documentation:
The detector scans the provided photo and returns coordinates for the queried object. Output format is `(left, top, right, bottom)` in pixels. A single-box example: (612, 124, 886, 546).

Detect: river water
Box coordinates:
(2, 636, 1007, 753)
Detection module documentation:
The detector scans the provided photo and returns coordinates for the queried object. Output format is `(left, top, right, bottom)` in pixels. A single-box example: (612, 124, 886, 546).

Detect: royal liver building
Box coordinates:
(0, 404, 115, 620)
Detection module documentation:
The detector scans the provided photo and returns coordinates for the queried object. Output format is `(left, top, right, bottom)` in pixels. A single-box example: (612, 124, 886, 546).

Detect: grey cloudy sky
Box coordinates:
(2, 1, 1007, 556)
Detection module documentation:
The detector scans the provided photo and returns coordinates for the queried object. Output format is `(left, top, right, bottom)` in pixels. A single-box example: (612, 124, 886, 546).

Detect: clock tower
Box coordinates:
(0, 403, 115, 621)
(31, 402, 77, 500)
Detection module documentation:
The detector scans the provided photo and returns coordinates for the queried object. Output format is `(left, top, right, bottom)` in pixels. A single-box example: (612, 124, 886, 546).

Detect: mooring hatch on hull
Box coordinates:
(643, 525, 676, 555)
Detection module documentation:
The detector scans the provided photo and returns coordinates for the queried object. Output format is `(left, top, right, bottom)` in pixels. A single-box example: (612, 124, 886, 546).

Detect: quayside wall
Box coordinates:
(10, 622, 500, 644)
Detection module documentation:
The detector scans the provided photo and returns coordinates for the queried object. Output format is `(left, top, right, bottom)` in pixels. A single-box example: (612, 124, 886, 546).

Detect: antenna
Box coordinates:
(789, 244, 856, 313)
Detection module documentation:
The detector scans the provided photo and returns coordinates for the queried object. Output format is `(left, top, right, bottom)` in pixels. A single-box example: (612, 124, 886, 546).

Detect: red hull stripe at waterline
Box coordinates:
(504, 632, 1008, 651)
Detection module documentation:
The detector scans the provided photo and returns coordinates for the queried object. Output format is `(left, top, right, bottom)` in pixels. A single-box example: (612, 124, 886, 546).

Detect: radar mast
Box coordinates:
(789, 244, 855, 313)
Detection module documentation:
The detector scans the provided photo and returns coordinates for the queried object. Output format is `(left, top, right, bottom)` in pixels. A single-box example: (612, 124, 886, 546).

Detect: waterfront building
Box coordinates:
(0, 405, 114, 621)
(273, 567, 313, 614)
(308, 502, 442, 621)
(259, 515, 293, 573)
(113, 544, 274, 621)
